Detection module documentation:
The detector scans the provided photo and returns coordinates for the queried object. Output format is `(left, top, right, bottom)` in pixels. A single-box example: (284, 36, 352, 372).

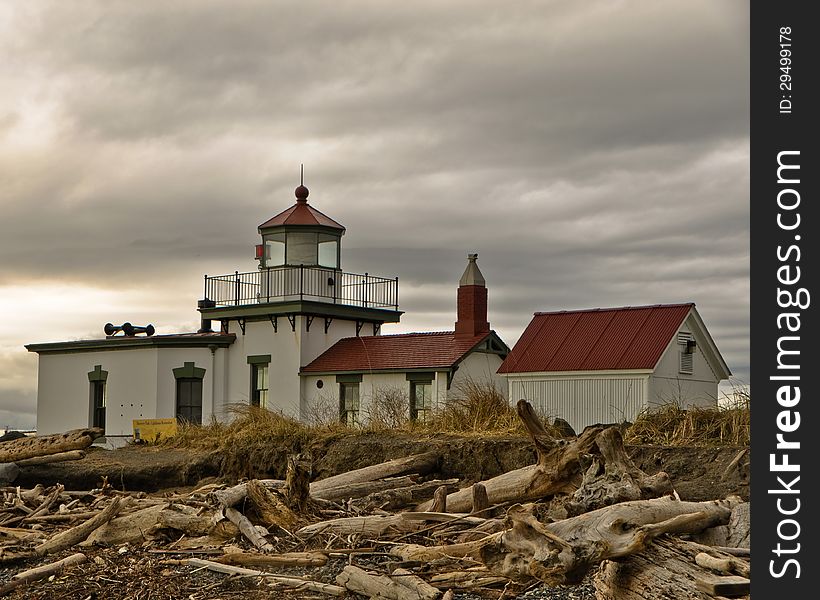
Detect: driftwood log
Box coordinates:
(0, 496, 127, 563)
(14, 450, 87, 467)
(393, 497, 734, 585)
(225, 506, 274, 552)
(418, 401, 671, 514)
(188, 557, 346, 595)
(311, 451, 441, 496)
(594, 538, 750, 599)
(0, 552, 87, 596)
(350, 479, 459, 512)
(336, 565, 440, 600)
(214, 452, 441, 511)
(0, 428, 103, 463)
(214, 550, 328, 568)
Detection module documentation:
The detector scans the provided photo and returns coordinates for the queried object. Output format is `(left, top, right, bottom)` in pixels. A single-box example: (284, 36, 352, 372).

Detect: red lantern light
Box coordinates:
(255, 244, 264, 260)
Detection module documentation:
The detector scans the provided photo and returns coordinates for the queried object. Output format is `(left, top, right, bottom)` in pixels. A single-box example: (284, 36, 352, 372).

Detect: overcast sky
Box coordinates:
(0, 1, 749, 430)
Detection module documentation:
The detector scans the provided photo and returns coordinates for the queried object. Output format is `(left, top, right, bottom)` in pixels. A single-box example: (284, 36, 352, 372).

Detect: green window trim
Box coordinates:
(336, 374, 363, 384)
(406, 372, 435, 382)
(173, 362, 206, 380)
(247, 354, 272, 365)
(87, 365, 108, 382)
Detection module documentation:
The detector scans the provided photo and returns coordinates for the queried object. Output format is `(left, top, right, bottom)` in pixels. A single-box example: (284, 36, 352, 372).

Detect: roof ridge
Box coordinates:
(533, 302, 694, 316)
(355, 330, 456, 339)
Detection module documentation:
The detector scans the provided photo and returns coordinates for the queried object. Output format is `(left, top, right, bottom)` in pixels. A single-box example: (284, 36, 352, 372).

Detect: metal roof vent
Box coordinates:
(105, 322, 156, 337)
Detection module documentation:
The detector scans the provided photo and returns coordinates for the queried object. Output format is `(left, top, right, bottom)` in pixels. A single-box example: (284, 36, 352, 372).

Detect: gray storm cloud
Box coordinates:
(0, 1, 749, 427)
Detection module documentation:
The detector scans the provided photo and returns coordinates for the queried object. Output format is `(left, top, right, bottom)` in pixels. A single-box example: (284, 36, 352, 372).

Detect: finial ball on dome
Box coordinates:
(295, 184, 309, 201)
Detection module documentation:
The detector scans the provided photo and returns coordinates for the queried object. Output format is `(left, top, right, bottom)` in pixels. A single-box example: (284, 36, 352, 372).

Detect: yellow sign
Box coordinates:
(132, 418, 178, 442)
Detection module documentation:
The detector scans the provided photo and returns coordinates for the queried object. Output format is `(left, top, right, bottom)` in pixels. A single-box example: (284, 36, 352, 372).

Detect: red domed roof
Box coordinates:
(258, 185, 345, 231)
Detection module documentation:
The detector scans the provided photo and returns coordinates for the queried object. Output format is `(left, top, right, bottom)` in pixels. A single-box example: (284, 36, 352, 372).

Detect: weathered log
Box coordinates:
(0, 428, 103, 463)
(225, 506, 274, 552)
(14, 450, 86, 467)
(695, 575, 749, 597)
(83, 504, 164, 546)
(297, 511, 485, 538)
(419, 402, 670, 514)
(24, 511, 101, 524)
(35, 496, 123, 556)
(595, 538, 744, 599)
(693, 501, 750, 549)
(188, 557, 345, 596)
(312, 451, 441, 495)
(0, 526, 45, 543)
(429, 571, 508, 589)
(392, 567, 441, 600)
(246, 479, 299, 530)
(23, 485, 64, 521)
(284, 454, 311, 511)
(213, 479, 284, 508)
(563, 427, 672, 516)
(351, 480, 459, 512)
(471, 483, 490, 515)
(157, 507, 216, 537)
(19, 485, 46, 503)
(394, 497, 734, 585)
(214, 551, 328, 568)
(312, 476, 416, 502)
(336, 565, 424, 600)
(216, 467, 435, 510)
(694, 552, 749, 578)
(0, 552, 87, 596)
(297, 513, 424, 538)
(429, 485, 449, 513)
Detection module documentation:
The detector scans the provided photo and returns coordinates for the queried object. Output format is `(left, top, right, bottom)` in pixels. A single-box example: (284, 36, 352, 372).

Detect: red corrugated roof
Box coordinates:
(259, 202, 345, 231)
(301, 331, 490, 373)
(497, 304, 693, 374)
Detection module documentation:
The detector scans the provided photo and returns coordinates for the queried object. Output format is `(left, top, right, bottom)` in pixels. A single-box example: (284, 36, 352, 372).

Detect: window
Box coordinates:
(678, 333, 695, 374)
(247, 355, 271, 409)
(339, 383, 360, 425)
(90, 381, 107, 429)
(176, 378, 203, 424)
(264, 233, 285, 267)
(410, 381, 433, 423)
(172, 362, 206, 425)
(318, 234, 339, 268)
(286, 232, 318, 265)
(87, 365, 108, 431)
(251, 364, 269, 408)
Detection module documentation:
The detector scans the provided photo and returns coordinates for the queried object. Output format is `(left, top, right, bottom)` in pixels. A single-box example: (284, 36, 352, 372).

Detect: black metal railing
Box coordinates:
(204, 266, 399, 310)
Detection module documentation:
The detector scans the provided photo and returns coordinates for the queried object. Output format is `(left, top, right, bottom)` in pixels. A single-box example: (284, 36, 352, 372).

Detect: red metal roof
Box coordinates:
(497, 304, 693, 374)
(301, 331, 490, 373)
(258, 201, 345, 231)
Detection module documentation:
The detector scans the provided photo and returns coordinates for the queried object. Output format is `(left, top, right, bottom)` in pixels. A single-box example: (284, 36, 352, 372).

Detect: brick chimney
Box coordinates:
(455, 253, 490, 338)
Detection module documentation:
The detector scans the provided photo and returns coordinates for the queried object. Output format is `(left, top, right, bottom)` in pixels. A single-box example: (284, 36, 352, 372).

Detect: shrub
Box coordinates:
(365, 386, 410, 430)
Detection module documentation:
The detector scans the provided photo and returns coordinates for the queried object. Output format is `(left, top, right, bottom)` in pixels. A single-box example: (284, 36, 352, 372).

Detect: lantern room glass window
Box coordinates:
(286, 232, 318, 265)
(264, 233, 285, 267)
(318, 234, 339, 268)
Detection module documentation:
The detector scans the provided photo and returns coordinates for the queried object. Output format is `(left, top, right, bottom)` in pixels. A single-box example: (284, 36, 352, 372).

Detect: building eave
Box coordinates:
(25, 334, 236, 355)
(300, 366, 452, 377)
(200, 300, 402, 323)
(498, 368, 654, 378)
